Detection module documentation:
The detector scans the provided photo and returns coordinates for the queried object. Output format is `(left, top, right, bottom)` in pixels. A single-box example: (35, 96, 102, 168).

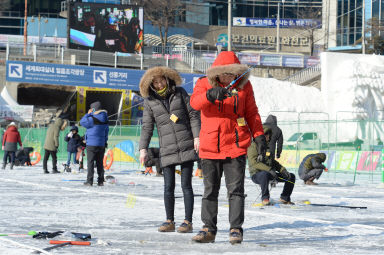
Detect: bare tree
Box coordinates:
(355, 17, 384, 55)
(296, 7, 322, 56)
(134, 0, 185, 54)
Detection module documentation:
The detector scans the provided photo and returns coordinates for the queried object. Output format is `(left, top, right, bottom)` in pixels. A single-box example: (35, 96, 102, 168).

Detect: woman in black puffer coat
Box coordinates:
(139, 66, 200, 234)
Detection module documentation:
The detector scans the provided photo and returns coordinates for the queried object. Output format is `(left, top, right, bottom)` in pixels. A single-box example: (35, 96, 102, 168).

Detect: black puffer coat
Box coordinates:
(263, 115, 283, 159)
(139, 66, 200, 167)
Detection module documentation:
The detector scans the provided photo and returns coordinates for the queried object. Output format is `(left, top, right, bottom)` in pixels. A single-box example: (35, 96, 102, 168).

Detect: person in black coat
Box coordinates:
(298, 153, 327, 185)
(15, 147, 34, 166)
(64, 126, 81, 171)
(263, 115, 283, 159)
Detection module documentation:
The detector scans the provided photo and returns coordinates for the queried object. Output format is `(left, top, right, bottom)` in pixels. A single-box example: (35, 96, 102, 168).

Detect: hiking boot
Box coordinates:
(10, 163, 14, 170)
(305, 177, 318, 185)
(158, 220, 175, 232)
(51, 170, 60, 174)
(262, 199, 271, 206)
(83, 182, 92, 186)
(229, 229, 243, 244)
(177, 220, 193, 233)
(97, 182, 104, 186)
(279, 198, 295, 205)
(43, 170, 49, 174)
(192, 228, 216, 243)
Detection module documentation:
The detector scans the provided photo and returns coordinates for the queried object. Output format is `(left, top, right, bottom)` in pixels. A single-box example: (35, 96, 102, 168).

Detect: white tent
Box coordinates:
(0, 87, 34, 123)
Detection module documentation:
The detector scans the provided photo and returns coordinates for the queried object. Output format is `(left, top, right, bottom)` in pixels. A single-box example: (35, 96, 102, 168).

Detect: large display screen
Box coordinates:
(68, 3, 143, 54)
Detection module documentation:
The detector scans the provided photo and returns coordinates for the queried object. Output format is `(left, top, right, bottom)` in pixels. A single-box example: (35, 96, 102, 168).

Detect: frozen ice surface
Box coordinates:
(0, 163, 384, 254)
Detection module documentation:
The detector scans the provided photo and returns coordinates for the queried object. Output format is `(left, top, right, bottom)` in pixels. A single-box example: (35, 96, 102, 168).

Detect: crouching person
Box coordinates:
(298, 153, 327, 185)
(248, 126, 295, 205)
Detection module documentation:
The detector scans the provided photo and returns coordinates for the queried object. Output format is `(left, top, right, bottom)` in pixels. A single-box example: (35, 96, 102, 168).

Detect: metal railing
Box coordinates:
(283, 62, 321, 85)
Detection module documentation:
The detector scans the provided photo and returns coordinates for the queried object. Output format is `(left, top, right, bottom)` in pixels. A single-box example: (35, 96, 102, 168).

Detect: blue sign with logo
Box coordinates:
(6, 61, 202, 93)
(217, 34, 228, 47)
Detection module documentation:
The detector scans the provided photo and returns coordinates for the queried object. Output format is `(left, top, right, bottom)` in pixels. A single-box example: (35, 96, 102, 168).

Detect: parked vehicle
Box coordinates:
(285, 132, 321, 150)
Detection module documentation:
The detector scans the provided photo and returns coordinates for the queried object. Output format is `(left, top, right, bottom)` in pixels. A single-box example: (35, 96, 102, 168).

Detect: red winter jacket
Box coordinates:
(2, 126, 22, 151)
(190, 51, 264, 159)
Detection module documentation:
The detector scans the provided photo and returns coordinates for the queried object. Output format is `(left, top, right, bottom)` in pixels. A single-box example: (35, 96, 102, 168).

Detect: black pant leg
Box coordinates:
(279, 173, 295, 202)
(95, 146, 105, 183)
(223, 155, 246, 231)
(201, 159, 222, 233)
(86, 146, 97, 184)
(180, 161, 194, 222)
(251, 171, 272, 201)
(162, 165, 176, 221)
(51, 151, 57, 171)
(43, 149, 50, 171)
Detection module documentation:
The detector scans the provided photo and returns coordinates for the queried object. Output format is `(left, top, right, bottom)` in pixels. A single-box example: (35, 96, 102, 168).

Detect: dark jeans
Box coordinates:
(200, 155, 246, 233)
(3, 151, 15, 164)
(43, 149, 57, 171)
(86, 146, 105, 184)
(251, 171, 296, 202)
(301, 168, 323, 182)
(162, 161, 194, 222)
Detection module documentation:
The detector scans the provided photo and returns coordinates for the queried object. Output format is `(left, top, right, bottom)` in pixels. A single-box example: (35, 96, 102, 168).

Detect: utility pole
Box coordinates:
(23, 0, 28, 56)
(362, 0, 365, 54)
(276, 2, 280, 53)
(228, 0, 232, 51)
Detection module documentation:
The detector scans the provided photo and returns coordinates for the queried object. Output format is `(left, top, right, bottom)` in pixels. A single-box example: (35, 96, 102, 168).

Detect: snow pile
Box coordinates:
(249, 76, 324, 120)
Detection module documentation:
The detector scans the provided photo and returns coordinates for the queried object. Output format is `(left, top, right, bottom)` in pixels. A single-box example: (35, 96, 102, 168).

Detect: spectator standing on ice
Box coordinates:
(298, 153, 327, 185)
(190, 51, 266, 244)
(43, 118, 68, 174)
(139, 66, 200, 234)
(2, 122, 22, 170)
(80, 101, 109, 186)
(263, 114, 283, 159)
(64, 125, 81, 172)
(248, 126, 295, 205)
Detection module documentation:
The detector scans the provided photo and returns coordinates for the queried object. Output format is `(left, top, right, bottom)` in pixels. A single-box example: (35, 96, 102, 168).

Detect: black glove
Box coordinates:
(268, 170, 278, 180)
(206, 87, 228, 103)
(254, 135, 267, 162)
(265, 156, 273, 166)
(280, 167, 290, 180)
(33, 231, 63, 239)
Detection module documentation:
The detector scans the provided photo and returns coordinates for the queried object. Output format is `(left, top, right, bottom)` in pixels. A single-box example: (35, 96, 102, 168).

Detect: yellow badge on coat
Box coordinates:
(170, 114, 179, 123)
(237, 117, 246, 126)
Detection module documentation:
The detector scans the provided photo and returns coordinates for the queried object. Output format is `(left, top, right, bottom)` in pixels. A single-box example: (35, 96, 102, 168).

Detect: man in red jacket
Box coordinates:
(190, 51, 266, 244)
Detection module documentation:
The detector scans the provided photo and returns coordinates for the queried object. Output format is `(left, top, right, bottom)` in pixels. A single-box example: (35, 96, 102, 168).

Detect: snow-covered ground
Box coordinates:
(1, 163, 384, 255)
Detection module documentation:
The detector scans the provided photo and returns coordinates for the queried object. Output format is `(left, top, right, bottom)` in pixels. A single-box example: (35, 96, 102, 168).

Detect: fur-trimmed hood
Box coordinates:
(206, 51, 249, 89)
(139, 66, 182, 98)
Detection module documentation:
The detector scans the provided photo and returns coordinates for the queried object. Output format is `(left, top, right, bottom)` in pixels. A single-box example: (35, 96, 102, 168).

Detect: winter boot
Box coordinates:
(177, 220, 193, 233)
(158, 220, 175, 232)
(262, 199, 271, 206)
(192, 228, 216, 243)
(51, 169, 60, 174)
(305, 177, 318, 185)
(43, 169, 49, 174)
(279, 198, 295, 205)
(10, 163, 14, 170)
(229, 229, 243, 244)
(1, 163, 5, 170)
(83, 182, 92, 186)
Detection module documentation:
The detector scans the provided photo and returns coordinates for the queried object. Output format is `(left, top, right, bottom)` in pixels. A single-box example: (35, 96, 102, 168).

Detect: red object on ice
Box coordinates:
(49, 240, 91, 246)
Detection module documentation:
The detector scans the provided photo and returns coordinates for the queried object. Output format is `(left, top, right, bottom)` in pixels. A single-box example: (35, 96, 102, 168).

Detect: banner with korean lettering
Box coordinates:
(6, 61, 202, 93)
(233, 17, 321, 28)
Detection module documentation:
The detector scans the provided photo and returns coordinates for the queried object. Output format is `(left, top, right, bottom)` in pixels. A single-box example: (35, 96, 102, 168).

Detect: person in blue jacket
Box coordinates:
(80, 101, 109, 186)
(64, 125, 81, 172)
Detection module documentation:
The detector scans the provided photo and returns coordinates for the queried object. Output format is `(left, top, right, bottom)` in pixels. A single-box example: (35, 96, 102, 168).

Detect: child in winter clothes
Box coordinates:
(2, 122, 22, 170)
(64, 126, 81, 171)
